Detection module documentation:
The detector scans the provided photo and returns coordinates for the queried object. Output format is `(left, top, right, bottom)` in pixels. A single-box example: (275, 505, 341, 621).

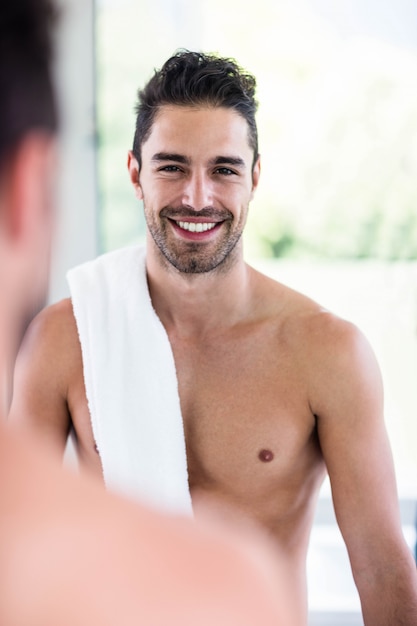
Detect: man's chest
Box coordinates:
(170, 332, 321, 497)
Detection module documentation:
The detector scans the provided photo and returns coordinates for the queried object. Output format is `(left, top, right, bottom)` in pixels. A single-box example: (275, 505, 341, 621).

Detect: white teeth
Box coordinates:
(178, 221, 217, 233)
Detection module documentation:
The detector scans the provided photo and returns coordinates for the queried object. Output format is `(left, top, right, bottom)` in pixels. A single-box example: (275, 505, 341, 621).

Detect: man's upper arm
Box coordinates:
(9, 298, 77, 455)
(309, 314, 411, 573)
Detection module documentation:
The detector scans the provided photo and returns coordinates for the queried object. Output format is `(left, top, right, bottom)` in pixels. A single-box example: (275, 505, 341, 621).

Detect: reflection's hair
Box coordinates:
(132, 49, 259, 170)
(0, 0, 58, 170)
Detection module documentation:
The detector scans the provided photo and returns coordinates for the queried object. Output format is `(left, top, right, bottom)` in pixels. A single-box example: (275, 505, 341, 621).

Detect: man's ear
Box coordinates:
(250, 155, 261, 200)
(127, 150, 143, 200)
(2, 132, 56, 246)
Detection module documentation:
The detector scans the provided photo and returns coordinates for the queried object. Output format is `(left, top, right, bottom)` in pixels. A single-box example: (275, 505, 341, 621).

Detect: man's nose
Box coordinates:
(181, 172, 213, 210)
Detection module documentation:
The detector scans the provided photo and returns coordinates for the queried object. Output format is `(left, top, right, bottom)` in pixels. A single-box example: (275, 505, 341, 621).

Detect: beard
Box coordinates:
(144, 204, 245, 274)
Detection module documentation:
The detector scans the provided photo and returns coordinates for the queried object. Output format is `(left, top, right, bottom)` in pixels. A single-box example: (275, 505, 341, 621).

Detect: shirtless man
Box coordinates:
(1, 8, 293, 625)
(11, 50, 417, 624)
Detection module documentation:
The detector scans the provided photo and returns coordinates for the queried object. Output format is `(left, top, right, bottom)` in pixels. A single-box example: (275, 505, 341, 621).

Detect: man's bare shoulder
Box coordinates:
(26, 297, 77, 344)
(252, 266, 375, 368)
(258, 272, 383, 431)
(18, 297, 80, 371)
(260, 273, 383, 414)
(9, 298, 82, 436)
(252, 266, 341, 331)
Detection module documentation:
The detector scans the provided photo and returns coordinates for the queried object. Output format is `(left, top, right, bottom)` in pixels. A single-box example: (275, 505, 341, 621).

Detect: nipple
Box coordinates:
(258, 449, 274, 463)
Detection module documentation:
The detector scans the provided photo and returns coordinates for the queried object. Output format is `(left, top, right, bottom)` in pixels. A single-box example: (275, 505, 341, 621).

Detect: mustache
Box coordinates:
(160, 205, 233, 221)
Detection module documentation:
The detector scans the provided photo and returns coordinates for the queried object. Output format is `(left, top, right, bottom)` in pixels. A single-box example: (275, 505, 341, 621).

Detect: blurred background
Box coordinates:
(52, 1, 417, 623)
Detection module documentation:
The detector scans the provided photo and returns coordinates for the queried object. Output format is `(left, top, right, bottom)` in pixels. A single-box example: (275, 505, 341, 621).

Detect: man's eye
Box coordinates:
(215, 167, 235, 176)
(159, 165, 181, 172)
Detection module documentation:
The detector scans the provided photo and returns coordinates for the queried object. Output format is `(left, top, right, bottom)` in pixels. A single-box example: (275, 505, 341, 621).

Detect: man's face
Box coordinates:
(132, 105, 260, 274)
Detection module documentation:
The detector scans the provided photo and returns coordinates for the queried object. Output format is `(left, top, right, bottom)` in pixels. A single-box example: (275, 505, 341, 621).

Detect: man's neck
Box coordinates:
(0, 323, 11, 418)
(145, 244, 253, 339)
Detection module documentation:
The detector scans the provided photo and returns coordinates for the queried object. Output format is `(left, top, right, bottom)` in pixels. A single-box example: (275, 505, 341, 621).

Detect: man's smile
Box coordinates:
(176, 220, 217, 233)
(165, 216, 226, 241)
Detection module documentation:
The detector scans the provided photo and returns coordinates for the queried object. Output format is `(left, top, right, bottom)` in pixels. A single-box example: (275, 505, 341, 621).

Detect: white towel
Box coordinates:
(67, 245, 193, 516)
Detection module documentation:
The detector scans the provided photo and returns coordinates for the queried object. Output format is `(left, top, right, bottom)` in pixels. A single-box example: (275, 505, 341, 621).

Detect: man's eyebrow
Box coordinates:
(151, 152, 190, 165)
(210, 156, 246, 168)
(151, 153, 246, 168)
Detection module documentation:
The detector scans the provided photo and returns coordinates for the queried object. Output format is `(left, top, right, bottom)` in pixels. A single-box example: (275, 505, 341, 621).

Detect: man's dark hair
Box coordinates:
(0, 0, 58, 168)
(132, 50, 259, 170)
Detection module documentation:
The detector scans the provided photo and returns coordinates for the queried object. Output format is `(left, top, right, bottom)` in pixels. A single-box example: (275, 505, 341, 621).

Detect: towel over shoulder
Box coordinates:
(67, 245, 192, 515)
